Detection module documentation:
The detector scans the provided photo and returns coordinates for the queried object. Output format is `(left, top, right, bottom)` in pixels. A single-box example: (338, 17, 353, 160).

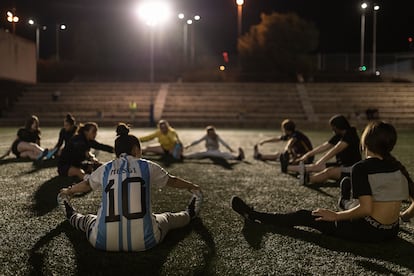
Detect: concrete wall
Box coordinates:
(0, 30, 36, 84)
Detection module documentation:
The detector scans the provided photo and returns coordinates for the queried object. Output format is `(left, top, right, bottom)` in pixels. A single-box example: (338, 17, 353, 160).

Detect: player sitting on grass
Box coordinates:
(253, 119, 313, 172)
(184, 125, 245, 161)
(57, 123, 203, 252)
(47, 113, 78, 159)
(139, 120, 183, 160)
(285, 114, 361, 185)
(1, 115, 50, 161)
(57, 122, 114, 180)
(232, 121, 414, 242)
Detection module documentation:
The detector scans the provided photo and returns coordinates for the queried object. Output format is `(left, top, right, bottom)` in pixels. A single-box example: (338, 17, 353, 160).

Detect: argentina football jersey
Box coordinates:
(88, 154, 169, 251)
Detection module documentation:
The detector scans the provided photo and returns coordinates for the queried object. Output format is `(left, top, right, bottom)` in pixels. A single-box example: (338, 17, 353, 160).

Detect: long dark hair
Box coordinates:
(361, 121, 414, 197)
(115, 123, 141, 157)
(24, 115, 40, 132)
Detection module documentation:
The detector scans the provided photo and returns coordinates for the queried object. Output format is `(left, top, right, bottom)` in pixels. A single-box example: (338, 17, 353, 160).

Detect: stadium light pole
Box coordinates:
(28, 19, 41, 60)
(178, 13, 187, 66)
(372, 4, 380, 75)
(7, 10, 19, 34)
(359, 2, 368, 71)
(189, 15, 200, 66)
(137, 0, 171, 126)
(236, 0, 244, 68)
(236, 0, 244, 38)
(178, 14, 201, 67)
(138, 1, 171, 82)
(56, 24, 67, 62)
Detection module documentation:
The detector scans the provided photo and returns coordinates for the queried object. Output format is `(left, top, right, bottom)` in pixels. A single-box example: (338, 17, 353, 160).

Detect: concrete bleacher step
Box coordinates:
(1, 82, 414, 128)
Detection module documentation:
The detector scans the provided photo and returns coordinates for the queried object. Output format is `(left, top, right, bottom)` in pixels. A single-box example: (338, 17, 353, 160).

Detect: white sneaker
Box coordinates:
(187, 190, 203, 219)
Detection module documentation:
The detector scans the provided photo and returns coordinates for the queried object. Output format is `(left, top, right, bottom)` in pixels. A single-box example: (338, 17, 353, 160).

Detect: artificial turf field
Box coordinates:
(1, 126, 414, 276)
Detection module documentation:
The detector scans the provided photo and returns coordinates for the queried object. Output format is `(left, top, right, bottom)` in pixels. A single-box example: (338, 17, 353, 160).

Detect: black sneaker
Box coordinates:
(237, 147, 245, 161)
(187, 191, 203, 219)
(338, 177, 351, 210)
(279, 151, 289, 173)
(253, 145, 261, 160)
(57, 193, 75, 219)
(231, 196, 254, 220)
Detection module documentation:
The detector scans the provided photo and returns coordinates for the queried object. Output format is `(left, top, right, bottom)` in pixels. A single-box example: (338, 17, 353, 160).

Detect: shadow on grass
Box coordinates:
(0, 157, 32, 165)
(145, 154, 247, 170)
(28, 218, 215, 275)
(30, 176, 75, 216)
(184, 157, 247, 170)
(241, 219, 414, 274)
(304, 185, 336, 198)
(143, 154, 183, 168)
(25, 158, 59, 174)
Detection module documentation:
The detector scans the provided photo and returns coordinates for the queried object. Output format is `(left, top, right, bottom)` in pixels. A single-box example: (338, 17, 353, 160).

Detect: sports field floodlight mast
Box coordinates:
(372, 4, 380, 75)
(178, 13, 201, 66)
(28, 19, 41, 60)
(137, 0, 171, 83)
(56, 24, 67, 62)
(359, 2, 368, 71)
(236, 0, 244, 38)
(7, 10, 19, 34)
(136, 0, 171, 125)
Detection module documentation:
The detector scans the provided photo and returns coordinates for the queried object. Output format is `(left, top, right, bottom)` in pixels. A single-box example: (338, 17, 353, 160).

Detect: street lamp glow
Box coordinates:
(137, 1, 171, 26)
(361, 3, 368, 9)
(60, 24, 67, 30)
(7, 11, 19, 23)
(374, 5, 380, 11)
(28, 19, 35, 25)
(178, 13, 185, 20)
(187, 19, 193, 25)
(194, 15, 201, 21)
(236, 0, 244, 6)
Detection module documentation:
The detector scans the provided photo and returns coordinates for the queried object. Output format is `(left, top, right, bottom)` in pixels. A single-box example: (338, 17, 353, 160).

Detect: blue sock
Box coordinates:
(46, 148, 57, 159)
(36, 152, 44, 160)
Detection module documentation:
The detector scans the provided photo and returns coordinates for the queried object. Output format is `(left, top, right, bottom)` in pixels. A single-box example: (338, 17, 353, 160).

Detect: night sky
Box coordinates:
(1, 0, 413, 58)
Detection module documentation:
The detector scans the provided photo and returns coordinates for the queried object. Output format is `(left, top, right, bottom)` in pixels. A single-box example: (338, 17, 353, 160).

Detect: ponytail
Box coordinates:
(115, 123, 140, 157)
(65, 113, 76, 126)
(116, 123, 130, 136)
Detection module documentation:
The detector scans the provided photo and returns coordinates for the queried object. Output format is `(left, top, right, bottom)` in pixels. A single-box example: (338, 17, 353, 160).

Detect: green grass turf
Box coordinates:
(1, 127, 414, 275)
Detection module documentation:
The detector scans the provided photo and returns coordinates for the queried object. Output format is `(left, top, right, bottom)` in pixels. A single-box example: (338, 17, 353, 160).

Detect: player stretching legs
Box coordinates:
(57, 123, 203, 252)
(232, 121, 414, 242)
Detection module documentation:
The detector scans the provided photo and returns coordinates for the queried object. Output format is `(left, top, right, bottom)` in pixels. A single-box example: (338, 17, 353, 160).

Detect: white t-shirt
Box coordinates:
(87, 154, 169, 251)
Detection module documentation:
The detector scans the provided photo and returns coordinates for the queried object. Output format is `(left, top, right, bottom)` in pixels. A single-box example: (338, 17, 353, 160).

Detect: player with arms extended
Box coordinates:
(57, 123, 202, 251)
(232, 121, 414, 242)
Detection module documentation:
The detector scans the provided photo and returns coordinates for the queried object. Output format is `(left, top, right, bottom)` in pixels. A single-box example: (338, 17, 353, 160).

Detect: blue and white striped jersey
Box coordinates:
(87, 154, 169, 251)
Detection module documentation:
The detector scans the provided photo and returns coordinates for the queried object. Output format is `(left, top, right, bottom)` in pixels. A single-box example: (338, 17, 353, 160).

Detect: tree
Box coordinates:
(238, 12, 319, 80)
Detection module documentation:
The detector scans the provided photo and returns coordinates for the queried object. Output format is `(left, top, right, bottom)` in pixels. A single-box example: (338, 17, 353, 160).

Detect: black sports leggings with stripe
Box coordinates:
(250, 210, 399, 242)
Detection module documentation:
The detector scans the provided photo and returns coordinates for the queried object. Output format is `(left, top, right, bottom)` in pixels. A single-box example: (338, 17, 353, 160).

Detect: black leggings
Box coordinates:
(250, 210, 399, 242)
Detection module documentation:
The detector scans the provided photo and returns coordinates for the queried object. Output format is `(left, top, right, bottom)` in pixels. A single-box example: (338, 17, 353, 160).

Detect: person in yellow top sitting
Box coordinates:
(139, 120, 183, 160)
